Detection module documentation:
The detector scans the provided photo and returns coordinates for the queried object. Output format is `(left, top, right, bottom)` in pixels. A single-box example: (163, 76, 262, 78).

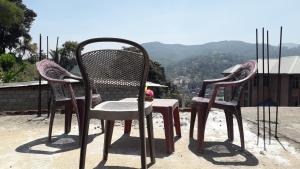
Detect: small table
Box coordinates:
(122, 98, 181, 153)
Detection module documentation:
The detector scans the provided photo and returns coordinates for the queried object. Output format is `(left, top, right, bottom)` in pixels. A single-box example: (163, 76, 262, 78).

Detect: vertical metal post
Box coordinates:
(38, 34, 42, 117)
(267, 30, 271, 144)
(55, 37, 59, 63)
(256, 28, 260, 145)
(262, 28, 266, 150)
(275, 27, 283, 138)
(47, 36, 49, 59)
(46, 35, 51, 117)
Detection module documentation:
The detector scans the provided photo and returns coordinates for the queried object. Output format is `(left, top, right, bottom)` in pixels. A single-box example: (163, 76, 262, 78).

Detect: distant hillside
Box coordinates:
(143, 40, 300, 82)
(283, 43, 300, 49)
(142, 41, 300, 67)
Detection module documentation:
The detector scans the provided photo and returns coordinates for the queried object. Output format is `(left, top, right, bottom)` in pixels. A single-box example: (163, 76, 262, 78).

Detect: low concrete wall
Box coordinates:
(0, 81, 78, 112)
(0, 81, 137, 112)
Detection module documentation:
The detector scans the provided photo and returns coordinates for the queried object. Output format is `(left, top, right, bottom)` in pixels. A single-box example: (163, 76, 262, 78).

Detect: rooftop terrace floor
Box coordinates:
(1, 107, 300, 169)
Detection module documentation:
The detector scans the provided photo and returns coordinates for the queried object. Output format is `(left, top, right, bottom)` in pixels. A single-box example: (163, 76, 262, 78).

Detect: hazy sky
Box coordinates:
(24, 0, 300, 49)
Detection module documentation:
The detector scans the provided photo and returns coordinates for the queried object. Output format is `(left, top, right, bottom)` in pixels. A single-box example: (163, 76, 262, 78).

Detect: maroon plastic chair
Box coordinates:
(36, 59, 104, 141)
(189, 60, 257, 152)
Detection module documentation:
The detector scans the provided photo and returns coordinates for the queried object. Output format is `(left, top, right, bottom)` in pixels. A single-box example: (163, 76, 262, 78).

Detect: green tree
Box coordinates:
(0, 53, 16, 71)
(0, 53, 25, 82)
(58, 41, 78, 71)
(60, 41, 78, 58)
(26, 42, 39, 64)
(0, 0, 36, 54)
(0, 0, 23, 28)
(15, 38, 34, 59)
(122, 46, 169, 97)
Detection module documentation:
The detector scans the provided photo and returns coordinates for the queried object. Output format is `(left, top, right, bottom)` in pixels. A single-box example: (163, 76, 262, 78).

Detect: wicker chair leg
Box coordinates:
(103, 120, 114, 161)
(235, 108, 245, 150)
(48, 103, 56, 142)
(225, 111, 234, 142)
(190, 106, 197, 138)
(139, 117, 147, 169)
(146, 113, 155, 164)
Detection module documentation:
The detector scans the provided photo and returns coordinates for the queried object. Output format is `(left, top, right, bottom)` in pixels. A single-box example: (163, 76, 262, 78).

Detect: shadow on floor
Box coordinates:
(93, 160, 138, 169)
(108, 134, 177, 158)
(188, 138, 259, 166)
(93, 158, 155, 169)
(15, 133, 101, 155)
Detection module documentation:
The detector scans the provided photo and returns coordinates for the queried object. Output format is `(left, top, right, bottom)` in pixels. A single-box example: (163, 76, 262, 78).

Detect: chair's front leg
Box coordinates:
(190, 105, 197, 138)
(225, 110, 234, 142)
(77, 100, 85, 139)
(48, 102, 57, 142)
(146, 113, 155, 164)
(138, 116, 147, 169)
(100, 120, 105, 134)
(235, 108, 245, 150)
(103, 120, 115, 161)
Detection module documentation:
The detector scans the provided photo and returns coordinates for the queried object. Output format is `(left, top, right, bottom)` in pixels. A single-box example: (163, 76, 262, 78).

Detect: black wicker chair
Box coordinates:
(76, 38, 155, 169)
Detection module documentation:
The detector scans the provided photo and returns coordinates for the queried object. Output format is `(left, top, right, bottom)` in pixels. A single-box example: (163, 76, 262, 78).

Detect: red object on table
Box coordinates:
(123, 98, 181, 154)
(145, 89, 154, 97)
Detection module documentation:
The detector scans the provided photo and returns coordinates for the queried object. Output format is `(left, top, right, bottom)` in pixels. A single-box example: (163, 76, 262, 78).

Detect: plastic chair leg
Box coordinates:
(100, 120, 105, 133)
(139, 116, 147, 169)
(225, 111, 234, 142)
(146, 113, 155, 164)
(189, 106, 197, 138)
(235, 108, 245, 150)
(48, 103, 56, 142)
(103, 120, 114, 161)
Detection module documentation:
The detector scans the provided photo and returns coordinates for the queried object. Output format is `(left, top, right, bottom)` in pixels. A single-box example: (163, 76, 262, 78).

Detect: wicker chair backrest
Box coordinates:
(76, 38, 149, 104)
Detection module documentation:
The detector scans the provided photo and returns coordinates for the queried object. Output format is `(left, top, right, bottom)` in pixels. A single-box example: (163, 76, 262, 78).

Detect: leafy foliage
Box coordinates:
(48, 41, 78, 71)
(0, 0, 37, 54)
(0, 53, 16, 71)
(0, 53, 26, 82)
(0, 0, 23, 28)
(58, 41, 78, 71)
(13, 61, 39, 81)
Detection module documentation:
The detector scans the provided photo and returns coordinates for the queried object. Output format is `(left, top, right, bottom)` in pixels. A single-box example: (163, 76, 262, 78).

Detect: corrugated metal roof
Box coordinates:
(223, 56, 300, 74)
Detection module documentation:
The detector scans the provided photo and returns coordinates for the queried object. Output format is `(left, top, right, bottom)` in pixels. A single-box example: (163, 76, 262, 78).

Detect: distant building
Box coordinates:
(173, 76, 191, 85)
(223, 56, 300, 107)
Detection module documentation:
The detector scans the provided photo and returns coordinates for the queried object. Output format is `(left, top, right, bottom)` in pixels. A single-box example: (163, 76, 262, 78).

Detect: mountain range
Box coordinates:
(142, 41, 300, 81)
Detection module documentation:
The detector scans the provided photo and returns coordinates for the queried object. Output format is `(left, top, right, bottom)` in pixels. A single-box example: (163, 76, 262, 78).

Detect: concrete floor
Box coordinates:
(0, 107, 300, 169)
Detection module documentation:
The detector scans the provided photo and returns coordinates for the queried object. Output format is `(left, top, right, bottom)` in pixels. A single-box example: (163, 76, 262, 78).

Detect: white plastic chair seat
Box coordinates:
(90, 101, 153, 120)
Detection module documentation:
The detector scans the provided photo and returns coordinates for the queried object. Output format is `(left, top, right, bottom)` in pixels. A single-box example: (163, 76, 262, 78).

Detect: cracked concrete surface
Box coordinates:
(0, 107, 300, 169)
